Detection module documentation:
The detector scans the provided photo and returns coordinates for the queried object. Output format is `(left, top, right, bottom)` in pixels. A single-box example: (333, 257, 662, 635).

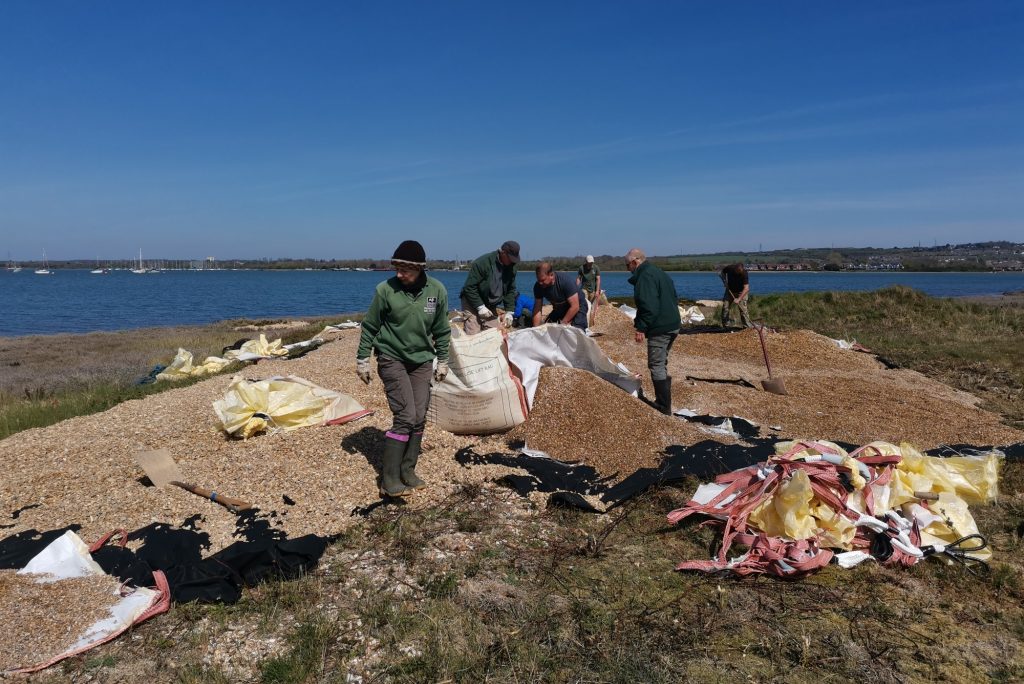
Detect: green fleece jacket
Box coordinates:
(357, 274, 451, 364)
(628, 261, 681, 335)
(459, 250, 518, 313)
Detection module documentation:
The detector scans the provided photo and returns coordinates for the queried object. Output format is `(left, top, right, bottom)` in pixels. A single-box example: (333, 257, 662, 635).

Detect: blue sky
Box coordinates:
(1, 1, 1021, 262)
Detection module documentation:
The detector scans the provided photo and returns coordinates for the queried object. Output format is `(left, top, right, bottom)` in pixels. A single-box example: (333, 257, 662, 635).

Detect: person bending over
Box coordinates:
(532, 261, 588, 330)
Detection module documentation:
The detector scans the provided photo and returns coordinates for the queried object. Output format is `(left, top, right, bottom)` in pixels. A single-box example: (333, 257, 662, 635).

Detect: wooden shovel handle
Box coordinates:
(170, 481, 253, 513)
(755, 324, 774, 377)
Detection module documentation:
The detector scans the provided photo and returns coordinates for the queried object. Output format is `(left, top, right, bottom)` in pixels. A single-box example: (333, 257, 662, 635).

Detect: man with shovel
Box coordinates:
(626, 248, 681, 415)
(719, 262, 753, 329)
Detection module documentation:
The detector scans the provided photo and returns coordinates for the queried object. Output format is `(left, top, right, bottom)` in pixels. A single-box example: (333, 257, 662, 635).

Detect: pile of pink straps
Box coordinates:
(667, 441, 926, 578)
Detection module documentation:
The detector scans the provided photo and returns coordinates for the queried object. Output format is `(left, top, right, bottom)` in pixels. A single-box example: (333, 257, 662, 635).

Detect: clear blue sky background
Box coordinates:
(1, 1, 1021, 262)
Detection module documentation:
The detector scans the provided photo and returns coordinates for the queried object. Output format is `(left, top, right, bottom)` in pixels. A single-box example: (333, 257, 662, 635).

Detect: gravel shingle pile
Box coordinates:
(514, 367, 727, 481)
(592, 306, 1022, 449)
(0, 570, 122, 672)
(0, 330, 518, 555)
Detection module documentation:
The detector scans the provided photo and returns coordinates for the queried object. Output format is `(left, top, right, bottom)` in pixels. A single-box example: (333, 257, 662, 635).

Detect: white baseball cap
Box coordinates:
(586, 255, 594, 263)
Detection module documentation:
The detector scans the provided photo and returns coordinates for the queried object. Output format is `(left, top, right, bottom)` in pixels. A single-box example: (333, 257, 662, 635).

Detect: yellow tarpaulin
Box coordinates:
(222, 334, 289, 362)
(759, 440, 1000, 553)
(156, 349, 233, 382)
(213, 375, 372, 439)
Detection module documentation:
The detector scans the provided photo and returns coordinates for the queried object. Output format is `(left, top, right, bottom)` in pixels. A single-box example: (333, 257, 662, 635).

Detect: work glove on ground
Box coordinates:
(476, 305, 495, 320)
(434, 361, 449, 383)
(356, 357, 372, 384)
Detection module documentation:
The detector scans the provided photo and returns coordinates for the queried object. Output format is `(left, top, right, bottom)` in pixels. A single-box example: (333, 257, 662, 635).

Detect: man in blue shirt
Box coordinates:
(532, 262, 589, 330)
(513, 293, 534, 328)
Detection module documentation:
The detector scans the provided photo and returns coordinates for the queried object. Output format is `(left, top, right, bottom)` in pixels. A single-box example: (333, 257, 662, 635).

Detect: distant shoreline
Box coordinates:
(6, 267, 1023, 274)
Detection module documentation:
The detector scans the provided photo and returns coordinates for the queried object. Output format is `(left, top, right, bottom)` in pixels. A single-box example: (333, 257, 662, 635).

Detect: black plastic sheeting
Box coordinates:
(469, 405, 1024, 511)
(458, 439, 778, 511)
(0, 510, 333, 604)
(676, 414, 763, 440)
(927, 441, 1024, 461)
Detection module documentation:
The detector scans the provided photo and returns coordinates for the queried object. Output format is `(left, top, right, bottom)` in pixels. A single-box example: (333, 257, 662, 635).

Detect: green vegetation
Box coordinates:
(27, 240, 1024, 273)
(0, 372, 221, 439)
(0, 318, 336, 439)
(42, 473, 1024, 683)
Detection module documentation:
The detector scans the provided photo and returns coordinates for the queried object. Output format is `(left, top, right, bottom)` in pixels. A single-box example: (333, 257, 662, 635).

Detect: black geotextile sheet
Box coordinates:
(460, 410, 1024, 511)
(0, 512, 333, 604)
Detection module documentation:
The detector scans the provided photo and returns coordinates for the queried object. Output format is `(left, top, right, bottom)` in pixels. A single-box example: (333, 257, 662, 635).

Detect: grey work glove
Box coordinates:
(434, 361, 449, 383)
(356, 357, 372, 384)
(501, 312, 514, 327)
(476, 304, 495, 320)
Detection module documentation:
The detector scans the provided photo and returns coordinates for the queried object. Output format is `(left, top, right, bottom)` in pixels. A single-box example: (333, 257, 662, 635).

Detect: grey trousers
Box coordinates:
(722, 294, 752, 328)
(646, 333, 677, 382)
(377, 355, 434, 438)
(460, 296, 502, 336)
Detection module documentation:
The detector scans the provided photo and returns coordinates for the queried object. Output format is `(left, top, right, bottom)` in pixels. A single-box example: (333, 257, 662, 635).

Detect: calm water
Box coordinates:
(1, 269, 1022, 337)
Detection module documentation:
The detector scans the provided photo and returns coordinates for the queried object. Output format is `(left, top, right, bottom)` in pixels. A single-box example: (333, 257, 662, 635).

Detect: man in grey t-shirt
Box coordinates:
(532, 262, 588, 330)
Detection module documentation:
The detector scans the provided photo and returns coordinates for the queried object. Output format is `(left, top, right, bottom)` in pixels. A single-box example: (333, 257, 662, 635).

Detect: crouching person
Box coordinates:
(356, 240, 451, 497)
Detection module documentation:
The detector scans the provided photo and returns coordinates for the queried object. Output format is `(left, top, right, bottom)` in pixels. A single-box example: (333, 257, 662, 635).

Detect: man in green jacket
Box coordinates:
(357, 240, 452, 497)
(459, 240, 520, 335)
(626, 248, 681, 415)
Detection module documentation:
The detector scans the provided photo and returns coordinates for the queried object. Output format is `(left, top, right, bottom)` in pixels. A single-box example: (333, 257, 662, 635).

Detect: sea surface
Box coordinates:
(2, 269, 1022, 337)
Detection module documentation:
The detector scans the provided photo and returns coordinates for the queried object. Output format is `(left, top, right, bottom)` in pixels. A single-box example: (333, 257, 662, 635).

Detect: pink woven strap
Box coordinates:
(89, 528, 129, 553)
(675, 533, 834, 578)
(136, 570, 172, 623)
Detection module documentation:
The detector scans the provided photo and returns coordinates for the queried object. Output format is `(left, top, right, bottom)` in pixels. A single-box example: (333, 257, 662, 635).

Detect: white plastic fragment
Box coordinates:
(835, 551, 874, 568)
(18, 530, 104, 581)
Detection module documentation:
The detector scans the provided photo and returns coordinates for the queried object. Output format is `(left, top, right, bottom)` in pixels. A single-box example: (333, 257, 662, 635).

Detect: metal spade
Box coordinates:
(755, 324, 788, 396)
(136, 448, 252, 513)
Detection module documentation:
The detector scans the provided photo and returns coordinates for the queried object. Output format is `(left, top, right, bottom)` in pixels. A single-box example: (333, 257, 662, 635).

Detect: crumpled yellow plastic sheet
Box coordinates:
(894, 442, 1000, 505)
(213, 375, 372, 438)
(750, 440, 1000, 555)
(750, 469, 817, 540)
(222, 334, 288, 362)
(156, 348, 233, 382)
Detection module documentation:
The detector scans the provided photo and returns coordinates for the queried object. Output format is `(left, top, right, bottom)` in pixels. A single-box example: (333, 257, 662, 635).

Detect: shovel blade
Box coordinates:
(136, 448, 184, 488)
(761, 378, 788, 396)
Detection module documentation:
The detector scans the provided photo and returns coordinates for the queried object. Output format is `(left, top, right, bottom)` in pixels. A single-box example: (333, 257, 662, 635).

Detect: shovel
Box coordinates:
(136, 448, 253, 513)
(755, 324, 788, 396)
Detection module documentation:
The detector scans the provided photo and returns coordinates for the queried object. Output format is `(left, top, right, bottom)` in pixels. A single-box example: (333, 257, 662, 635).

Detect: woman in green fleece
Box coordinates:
(356, 240, 452, 497)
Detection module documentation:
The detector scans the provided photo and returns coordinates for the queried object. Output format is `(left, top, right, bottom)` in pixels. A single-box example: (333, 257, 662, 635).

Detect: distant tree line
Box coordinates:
(14, 241, 1020, 272)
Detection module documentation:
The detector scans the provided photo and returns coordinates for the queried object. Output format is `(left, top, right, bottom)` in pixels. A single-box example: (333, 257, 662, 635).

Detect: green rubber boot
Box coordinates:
(401, 433, 427, 489)
(379, 437, 410, 498)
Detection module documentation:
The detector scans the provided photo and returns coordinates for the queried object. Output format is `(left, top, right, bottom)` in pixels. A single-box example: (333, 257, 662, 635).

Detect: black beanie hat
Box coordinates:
(392, 240, 426, 266)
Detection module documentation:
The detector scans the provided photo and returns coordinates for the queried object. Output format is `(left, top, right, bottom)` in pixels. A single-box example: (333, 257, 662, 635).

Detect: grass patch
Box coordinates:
(0, 318, 335, 439)
(45, 466, 1023, 682)
(260, 617, 340, 684)
(0, 371, 222, 439)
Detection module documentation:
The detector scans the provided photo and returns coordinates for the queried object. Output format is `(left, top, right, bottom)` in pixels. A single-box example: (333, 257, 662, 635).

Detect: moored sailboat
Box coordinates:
(34, 250, 52, 275)
(131, 249, 148, 274)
